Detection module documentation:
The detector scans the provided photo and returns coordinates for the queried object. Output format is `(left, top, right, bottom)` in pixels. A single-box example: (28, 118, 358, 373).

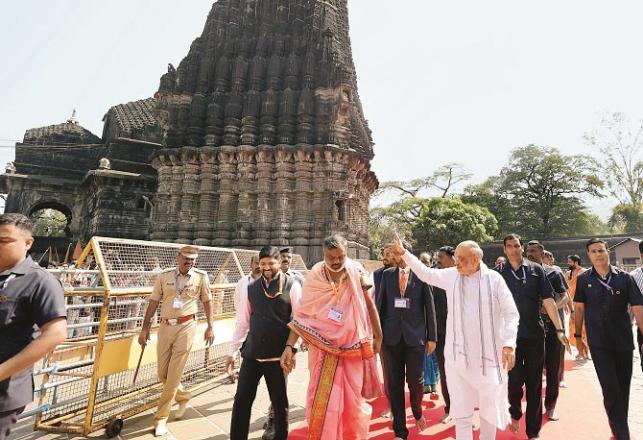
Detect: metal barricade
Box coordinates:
(32, 236, 306, 437)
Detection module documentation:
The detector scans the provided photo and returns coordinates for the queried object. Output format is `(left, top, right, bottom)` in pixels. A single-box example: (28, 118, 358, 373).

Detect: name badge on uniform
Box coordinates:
(172, 297, 184, 309)
(328, 307, 344, 322)
(395, 297, 411, 309)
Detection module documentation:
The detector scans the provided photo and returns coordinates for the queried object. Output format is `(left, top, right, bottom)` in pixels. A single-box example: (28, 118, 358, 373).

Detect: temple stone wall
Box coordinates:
(150, 144, 376, 262)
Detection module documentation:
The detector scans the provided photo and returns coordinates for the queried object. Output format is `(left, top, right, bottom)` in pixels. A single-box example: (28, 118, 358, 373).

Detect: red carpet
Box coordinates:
(289, 358, 615, 439)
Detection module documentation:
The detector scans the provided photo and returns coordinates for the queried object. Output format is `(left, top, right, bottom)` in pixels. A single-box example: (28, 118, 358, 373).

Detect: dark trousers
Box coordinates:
(543, 318, 563, 410)
(508, 337, 545, 438)
(0, 406, 24, 440)
(383, 340, 425, 439)
(591, 348, 632, 440)
(638, 330, 643, 373)
(435, 335, 450, 414)
(230, 358, 288, 440)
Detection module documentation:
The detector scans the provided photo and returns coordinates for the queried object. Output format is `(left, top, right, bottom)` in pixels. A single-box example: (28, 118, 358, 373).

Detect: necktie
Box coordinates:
(399, 270, 409, 296)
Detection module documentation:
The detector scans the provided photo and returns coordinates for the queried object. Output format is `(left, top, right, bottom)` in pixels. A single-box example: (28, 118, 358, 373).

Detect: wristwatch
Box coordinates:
(286, 344, 298, 354)
(556, 329, 565, 334)
(573, 333, 583, 338)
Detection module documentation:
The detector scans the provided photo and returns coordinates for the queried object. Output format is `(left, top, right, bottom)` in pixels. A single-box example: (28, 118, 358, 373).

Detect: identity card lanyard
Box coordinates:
(173, 270, 191, 309)
(596, 273, 616, 295)
(511, 266, 527, 284)
(324, 265, 346, 322)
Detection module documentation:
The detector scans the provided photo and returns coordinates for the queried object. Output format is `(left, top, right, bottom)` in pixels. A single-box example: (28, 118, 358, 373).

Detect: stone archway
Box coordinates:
(28, 201, 73, 238)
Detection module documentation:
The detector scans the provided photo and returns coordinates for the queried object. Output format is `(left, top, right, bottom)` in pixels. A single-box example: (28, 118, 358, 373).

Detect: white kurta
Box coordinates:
(403, 251, 520, 429)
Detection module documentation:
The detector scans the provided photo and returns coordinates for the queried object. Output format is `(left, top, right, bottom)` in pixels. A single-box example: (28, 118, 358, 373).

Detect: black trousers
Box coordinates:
(638, 329, 643, 373)
(0, 406, 24, 440)
(230, 358, 288, 440)
(543, 318, 563, 410)
(508, 337, 545, 438)
(435, 334, 450, 414)
(591, 348, 632, 440)
(383, 340, 425, 440)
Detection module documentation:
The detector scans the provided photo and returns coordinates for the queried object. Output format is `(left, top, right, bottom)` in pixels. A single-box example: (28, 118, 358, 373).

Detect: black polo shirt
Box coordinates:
(542, 264, 567, 322)
(0, 256, 66, 411)
(574, 266, 643, 351)
(495, 259, 554, 339)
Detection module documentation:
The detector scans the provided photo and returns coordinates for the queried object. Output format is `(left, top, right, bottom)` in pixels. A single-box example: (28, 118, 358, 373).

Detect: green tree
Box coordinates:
(463, 145, 604, 239)
(376, 163, 472, 199)
(584, 112, 643, 205)
(410, 197, 497, 251)
(608, 203, 643, 233)
(30, 209, 68, 237)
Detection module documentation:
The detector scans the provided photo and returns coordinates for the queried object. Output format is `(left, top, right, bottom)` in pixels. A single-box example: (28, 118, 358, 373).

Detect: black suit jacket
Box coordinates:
(373, 266, 388, 306)
(376, 267, 437, 347)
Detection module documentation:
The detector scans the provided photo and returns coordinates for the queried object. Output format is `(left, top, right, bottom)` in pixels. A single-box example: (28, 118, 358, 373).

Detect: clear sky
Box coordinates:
(3, 1, 643, 217)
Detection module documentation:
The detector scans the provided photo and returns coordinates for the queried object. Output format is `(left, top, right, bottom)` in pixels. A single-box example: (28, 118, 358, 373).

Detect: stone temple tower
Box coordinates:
(149, 0, 378, 263)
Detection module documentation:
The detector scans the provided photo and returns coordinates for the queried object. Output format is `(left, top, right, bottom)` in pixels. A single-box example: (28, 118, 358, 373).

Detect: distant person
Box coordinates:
(0, 214, 67, 440)
(566, 254, 586, 352)
(433, 245, 455, 423)
(495, 256, 507, 267)
(419, 252, 432, 267)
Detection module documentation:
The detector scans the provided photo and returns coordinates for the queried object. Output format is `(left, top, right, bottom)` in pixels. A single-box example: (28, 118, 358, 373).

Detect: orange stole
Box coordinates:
(308, 352, 339, 440)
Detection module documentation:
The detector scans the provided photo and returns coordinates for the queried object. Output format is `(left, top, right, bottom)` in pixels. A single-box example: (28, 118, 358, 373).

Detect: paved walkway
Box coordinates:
(10, 348, 643, 440)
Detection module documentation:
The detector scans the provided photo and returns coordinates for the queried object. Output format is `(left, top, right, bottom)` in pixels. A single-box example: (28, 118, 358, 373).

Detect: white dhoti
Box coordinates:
(402, 250, 520, 440)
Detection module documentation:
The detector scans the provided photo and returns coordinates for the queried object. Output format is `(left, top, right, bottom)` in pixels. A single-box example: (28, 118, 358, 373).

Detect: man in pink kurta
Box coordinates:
(280, 234, 383, 440)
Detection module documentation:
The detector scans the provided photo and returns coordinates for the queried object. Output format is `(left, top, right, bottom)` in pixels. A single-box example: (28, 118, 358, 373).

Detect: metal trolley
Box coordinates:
(32, 237, 306, 437)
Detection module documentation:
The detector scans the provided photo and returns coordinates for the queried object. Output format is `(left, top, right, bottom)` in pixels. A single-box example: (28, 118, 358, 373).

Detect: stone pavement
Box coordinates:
(10, 347, 643, 440)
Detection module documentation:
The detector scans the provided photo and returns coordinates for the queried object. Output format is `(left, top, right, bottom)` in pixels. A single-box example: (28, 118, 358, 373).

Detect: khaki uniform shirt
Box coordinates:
(150, 268, 211, 318)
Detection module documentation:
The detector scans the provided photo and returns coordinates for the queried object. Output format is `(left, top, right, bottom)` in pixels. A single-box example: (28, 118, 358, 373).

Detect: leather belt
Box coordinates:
(161, 314, 195, 326)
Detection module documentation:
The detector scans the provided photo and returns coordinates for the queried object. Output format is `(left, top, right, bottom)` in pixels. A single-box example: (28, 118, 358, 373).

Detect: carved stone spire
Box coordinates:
(150, 0, 378, 263)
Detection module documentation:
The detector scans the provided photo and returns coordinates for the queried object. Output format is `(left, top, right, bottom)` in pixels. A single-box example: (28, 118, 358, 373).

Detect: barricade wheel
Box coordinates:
(105, 418, 123, 438)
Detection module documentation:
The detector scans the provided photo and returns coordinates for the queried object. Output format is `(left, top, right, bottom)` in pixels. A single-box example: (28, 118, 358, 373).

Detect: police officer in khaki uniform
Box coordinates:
(138, 245, 214, 436)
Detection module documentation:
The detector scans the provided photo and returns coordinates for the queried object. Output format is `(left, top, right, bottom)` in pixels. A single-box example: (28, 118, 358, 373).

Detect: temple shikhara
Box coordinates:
(0, 0, 378, 263)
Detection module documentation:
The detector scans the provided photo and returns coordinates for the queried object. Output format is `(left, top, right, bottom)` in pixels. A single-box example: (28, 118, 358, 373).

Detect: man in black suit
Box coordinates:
(432, 245, 455, 423)
(377, 243, 437, 440)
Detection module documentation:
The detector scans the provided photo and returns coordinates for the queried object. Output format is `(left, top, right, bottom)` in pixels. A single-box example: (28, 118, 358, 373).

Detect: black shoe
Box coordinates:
(262, 425, 275, 440)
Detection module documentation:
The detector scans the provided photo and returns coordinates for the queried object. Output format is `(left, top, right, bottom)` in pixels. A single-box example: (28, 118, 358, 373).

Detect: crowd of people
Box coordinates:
(222, 233, 643, 440)
(1, 210, 643, 440)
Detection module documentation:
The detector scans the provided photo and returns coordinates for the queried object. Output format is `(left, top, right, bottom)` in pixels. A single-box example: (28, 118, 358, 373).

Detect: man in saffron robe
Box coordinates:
(389, 237, 520, 440)
(281, 234, 383, 440)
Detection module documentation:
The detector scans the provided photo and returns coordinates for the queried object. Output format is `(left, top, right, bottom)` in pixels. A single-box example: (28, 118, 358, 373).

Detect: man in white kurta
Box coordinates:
(391, 239, 520, 440)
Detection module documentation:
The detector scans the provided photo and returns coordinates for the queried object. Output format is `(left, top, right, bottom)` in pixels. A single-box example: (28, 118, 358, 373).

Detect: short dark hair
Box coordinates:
(585, 237, 608, 251)
(526, 240, 544, 252)
(639, 241, 643, 254)
(259, 245, 280, 260)
(0, 213, 34, 234)
(568, 254, 581, 264)
(323, 234, 347, 250)
(279, 247, 292, 254)
(438, 246, 455, 257)
(503, 233, 522, 246)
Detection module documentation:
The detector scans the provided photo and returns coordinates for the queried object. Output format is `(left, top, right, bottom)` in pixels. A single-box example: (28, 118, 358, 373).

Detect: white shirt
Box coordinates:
(229, 279, 302, 360)
(233, 274, 255, 311)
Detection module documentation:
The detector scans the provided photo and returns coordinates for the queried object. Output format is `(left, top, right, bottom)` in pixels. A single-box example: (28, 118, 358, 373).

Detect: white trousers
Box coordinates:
(455, 414, 497, 440)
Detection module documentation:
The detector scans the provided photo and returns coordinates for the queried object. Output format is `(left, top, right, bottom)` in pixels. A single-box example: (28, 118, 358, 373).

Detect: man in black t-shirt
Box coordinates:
(0, 214, 67, 440)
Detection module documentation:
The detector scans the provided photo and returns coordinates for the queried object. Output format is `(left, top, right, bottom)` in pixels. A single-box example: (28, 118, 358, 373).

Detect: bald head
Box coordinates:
(454, 240, 483, 275)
